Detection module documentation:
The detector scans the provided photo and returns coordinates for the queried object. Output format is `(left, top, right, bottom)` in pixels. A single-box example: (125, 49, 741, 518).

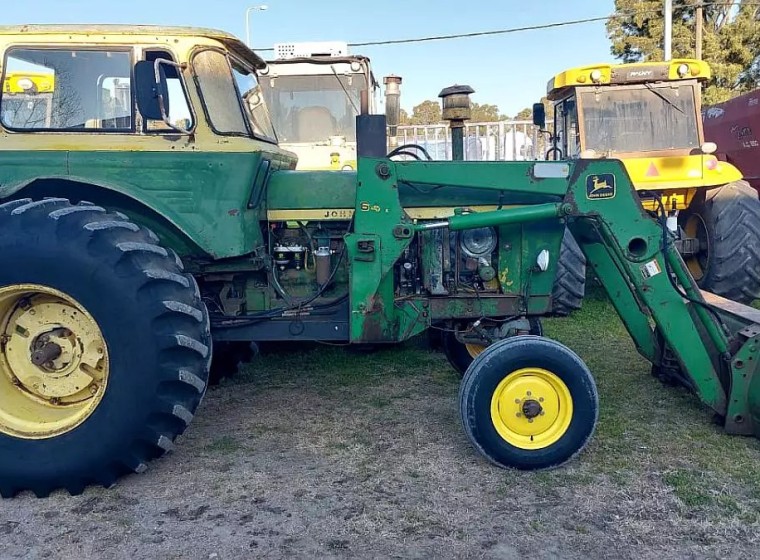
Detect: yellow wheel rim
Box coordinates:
(683, 213, 709, 281)
(0, 284, 109, 439)
(465, 343, 487, 359)
(490, 367, 572, 450)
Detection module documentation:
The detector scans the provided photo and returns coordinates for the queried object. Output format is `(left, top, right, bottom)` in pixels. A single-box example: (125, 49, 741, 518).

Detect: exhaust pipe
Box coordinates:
(384, 75, 402, 150)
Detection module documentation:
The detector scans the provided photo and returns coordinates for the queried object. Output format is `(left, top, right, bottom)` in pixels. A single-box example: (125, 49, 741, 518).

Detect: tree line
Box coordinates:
(400, 0, 760, 125)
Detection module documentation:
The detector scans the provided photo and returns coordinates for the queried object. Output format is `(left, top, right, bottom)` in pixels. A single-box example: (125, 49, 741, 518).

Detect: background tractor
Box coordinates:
(535, 59, 760, 304)
(5, 26, 760, 500)
(259, 41, 379, 171)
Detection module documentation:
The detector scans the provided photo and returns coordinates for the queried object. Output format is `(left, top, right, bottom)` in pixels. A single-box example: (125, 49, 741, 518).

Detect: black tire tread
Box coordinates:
(695, 180, 760, 303)
(0, 198, 210, 497)
(552, 229, 586, 316)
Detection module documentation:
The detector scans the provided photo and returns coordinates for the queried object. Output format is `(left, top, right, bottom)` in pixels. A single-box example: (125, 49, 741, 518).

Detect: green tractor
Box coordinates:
(4, 25, 760, 498)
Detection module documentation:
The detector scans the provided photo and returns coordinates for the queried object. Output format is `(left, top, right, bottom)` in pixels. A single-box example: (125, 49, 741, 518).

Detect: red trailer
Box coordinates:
(703, 91, 760, 191)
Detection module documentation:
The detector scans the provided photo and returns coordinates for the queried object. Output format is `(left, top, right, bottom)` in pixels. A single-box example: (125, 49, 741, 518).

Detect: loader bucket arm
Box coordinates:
(356, 157, 760, 437)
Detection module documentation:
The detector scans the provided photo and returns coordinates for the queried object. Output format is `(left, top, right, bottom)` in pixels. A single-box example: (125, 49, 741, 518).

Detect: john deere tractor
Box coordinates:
(5, 26, 760, 498)
(536, 59, 760, 303)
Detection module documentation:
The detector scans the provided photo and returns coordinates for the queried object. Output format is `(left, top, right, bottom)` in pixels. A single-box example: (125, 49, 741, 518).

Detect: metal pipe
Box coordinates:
(451, 127, 465, 161)
(416, 203, 564, 232)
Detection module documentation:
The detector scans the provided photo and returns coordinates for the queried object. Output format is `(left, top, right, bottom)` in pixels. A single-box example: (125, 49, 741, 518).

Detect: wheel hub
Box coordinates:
(0, 285, 109, 438)
(490, 367, 573, 450)
(521, 399, 543, 419)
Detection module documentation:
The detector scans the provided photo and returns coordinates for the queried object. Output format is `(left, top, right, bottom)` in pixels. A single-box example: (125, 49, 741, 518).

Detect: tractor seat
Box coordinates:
(296, 106, 337, 143)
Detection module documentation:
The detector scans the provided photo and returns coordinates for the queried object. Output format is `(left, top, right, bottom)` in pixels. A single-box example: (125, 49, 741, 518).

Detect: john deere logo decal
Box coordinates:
(586, 174, 616, 199)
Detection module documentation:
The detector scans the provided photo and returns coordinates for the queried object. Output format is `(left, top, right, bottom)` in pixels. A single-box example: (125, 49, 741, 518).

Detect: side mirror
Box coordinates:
(532, 102, 546, 129)
(135, 59, 191, 134)
(135, 60, 169, 121)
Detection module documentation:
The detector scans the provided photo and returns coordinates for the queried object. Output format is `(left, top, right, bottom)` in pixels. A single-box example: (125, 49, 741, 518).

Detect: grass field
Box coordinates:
(4, 291, 760, 559)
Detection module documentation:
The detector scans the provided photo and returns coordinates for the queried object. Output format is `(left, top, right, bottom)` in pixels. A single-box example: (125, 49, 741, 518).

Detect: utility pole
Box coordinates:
(664, 0, 673, 61)
(695, 4, 703, 59)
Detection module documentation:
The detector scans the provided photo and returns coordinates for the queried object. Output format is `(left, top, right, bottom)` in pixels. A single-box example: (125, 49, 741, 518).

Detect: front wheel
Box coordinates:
(459, 336, 598, 470)
(680, 180, 760, 303)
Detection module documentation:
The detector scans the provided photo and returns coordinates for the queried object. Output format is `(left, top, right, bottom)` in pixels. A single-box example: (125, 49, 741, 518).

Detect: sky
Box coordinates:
(0, 0, 617, 117)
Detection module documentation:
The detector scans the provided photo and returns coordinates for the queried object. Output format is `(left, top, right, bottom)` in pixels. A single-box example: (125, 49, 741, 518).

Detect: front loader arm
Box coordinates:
(375, 157, 745, 419)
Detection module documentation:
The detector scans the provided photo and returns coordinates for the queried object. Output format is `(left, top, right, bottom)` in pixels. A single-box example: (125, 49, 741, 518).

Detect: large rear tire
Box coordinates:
(552, 229, 586, 316)
(0, 199, 211, 497)
(680, 180, 760, 303)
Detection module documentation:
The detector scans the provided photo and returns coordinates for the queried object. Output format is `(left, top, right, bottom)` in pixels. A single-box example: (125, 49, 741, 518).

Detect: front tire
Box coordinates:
(680, 180, 760, 303)
(0, 198, 211, 497)
(459, 336, 598, 470)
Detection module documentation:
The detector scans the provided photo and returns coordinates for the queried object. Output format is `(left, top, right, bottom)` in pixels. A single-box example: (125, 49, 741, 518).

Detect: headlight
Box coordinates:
(341, 164, 354, 171)
(460, 227, 497, 258)
(16, 78, 34, 91)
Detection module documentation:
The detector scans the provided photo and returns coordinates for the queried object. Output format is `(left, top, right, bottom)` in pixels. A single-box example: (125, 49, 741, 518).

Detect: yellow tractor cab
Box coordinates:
(533, 59, 760, 304)
(2, 72, 56, 128)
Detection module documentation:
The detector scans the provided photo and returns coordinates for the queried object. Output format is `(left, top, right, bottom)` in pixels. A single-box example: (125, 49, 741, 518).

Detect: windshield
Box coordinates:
(193, 49, 276, 142)
(259, 73, 363, 143)
(580, 84, 700, 153)
(232, 60, 277, 142)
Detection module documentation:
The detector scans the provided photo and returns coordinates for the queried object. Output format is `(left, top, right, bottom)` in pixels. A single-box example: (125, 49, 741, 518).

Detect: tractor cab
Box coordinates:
(533, 59, 760, 305)
(259, 41, 379, 170)
(535, 59, 742, 210)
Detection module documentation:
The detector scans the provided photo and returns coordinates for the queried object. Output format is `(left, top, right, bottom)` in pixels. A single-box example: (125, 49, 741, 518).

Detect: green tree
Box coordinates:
(408, 100, 442, 125)
(399, 108, 410, 126)
(470, 102, 504, 122)
(607, 0, 760, 103)
(513, 107, 533, 121)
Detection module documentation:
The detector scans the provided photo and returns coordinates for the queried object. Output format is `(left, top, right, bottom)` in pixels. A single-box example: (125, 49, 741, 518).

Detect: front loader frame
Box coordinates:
(354, 156, 760, 438)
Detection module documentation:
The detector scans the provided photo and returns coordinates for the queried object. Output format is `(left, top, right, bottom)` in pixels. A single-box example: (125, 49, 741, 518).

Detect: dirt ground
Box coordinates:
(4, 295, 760, 559)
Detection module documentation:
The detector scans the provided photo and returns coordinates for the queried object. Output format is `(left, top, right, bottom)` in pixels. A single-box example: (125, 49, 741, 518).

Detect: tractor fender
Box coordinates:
(0, 175, 207, 259)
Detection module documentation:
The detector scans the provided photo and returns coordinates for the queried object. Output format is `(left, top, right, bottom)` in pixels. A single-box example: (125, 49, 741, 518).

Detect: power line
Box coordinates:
(253, 13, 639, 52)
(252, 2, 760, 53)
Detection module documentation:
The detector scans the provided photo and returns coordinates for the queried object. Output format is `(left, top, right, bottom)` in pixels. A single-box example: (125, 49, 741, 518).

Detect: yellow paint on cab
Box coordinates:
(548, 59, 711, 99)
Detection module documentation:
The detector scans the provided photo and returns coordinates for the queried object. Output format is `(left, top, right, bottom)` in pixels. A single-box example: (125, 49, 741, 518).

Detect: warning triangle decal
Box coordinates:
(645, 162, 660, 177)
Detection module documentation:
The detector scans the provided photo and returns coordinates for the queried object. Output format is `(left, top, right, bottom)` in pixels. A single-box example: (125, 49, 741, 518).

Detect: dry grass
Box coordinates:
(3, 290, 760, 559)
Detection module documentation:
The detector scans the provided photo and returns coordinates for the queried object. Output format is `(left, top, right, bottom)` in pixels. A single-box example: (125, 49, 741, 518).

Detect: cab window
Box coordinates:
(555, 97, 580, 158)
(143, 50, 194, 132)
(1, 48, 133, 131)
